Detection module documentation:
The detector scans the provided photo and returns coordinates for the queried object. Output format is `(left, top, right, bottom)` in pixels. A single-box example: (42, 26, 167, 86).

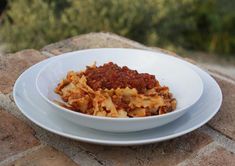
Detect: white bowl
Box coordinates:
(36, 48, 203, 132)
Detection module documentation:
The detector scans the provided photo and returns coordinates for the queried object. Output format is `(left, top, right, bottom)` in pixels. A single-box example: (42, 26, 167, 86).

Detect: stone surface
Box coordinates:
(75, 131, 212, 166)
(6, 146, 78, 166)
(41, 32, 176, 56)
(196, 148, 235, 166)
(0, 49, 47, 94)
(0, 108, 39, 161)
(208, 76, 235, 140)
(208, 68, 235, 81)
(74, 151, 105, 166)
(184, 147, 235, 166)
(1, 32, 235, 165)
(41, 32, 147, 55)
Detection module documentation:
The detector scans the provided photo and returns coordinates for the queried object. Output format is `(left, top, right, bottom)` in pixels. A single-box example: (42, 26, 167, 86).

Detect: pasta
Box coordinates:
(54, 62, 176, 118)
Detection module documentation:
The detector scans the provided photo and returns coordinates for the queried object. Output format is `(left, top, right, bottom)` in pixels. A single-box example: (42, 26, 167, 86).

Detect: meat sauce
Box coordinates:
(83, 62, 159, 93)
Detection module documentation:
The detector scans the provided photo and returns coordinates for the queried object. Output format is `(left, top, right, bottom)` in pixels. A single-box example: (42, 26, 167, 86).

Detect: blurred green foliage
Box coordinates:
(0, 0, 234, 55)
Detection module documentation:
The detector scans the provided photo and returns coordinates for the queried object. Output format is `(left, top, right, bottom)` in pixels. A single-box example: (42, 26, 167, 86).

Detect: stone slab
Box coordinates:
(208, 75, 235, 140)
(41, 32, 177, 57)
(194, 147, 235, 166)
(180, 144, 235, 166)
(0, 49, 47, 94)
(75, 130, 212, 166)
(6, 146, 78, 166)
(0, 108, 39, 161)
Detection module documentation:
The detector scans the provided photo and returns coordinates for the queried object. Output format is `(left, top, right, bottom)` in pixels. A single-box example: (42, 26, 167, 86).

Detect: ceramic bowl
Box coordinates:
(36, 48, 203, 132)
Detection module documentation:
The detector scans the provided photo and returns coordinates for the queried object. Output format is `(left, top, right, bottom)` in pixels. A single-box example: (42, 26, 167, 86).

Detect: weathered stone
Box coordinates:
(42, 32, 151, 55)
(196, 147, 235, 166)
(0, 108, 39, 161)
(75, 130, 212, 166)
(183, 146, 235, 166)
(0, 49, 47, 94)
(208, 75, 235, 140)
(208, 68, 235, 82)
(1, 32, 235, 166)
(7, 146, 78, 166)
(74, 150, 105, 166)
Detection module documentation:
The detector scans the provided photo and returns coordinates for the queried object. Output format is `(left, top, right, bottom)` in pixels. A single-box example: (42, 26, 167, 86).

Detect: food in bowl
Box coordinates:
(54, 62, 176, 118)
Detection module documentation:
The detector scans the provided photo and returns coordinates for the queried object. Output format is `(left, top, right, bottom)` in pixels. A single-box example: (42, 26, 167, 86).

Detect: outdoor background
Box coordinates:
(0, 0, 234, 69)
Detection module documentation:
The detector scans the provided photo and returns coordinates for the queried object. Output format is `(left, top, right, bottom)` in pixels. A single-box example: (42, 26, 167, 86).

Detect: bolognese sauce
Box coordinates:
(84, 62, 159, 93)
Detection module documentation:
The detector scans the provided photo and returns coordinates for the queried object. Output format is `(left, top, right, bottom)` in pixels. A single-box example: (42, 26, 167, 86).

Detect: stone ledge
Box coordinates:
(208, 75, 235, 140)
(178, 143, 235, 166)
(41, 32, 177, 56)
(0, 32, 235, 165)
(74, 130, 212, 166)
(0, 108, 40, 162)
(5, 146, 78, 166)
(208, 68, 235, 82)
(0, 49, 47, 94)
(192, 147, 235, 166)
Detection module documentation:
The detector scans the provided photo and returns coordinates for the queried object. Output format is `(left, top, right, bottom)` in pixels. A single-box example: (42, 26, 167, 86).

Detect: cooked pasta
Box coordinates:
(54, 62, 176, 118)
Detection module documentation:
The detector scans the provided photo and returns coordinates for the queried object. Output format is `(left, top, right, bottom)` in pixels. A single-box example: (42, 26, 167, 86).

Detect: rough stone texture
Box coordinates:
(208, 76, 235, 140)
(183, 146, 235, 166)
(0, 49, 47, 94)
(208, 68, 235, 82)
(74, 151, 105, 166)
(75, 131, 212, 166)
(6, 146, 78, 166)
(1, 32, 235, 165)
(0, 108, 39, 161)
(41, 32, 147, 55)
(196, 148, 235, 166)
(41, 32, 178, 57)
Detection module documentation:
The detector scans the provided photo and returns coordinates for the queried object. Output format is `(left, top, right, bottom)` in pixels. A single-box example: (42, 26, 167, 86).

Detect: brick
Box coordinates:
(0, 108, 39, 161)
(41, 32, 150, 55)
(184, 147, 235, 166)
(208, 69, 235, 82)
(208, 75, 235, 140)
(7, 146, 78, 166)
(196, 148, 235, 166)
(0, 49, 47, 94)
(74, 151, 105, 166)
(41, 33, 180, 57)
(41, 32, 193, 65)
(76, 130, 212, 166)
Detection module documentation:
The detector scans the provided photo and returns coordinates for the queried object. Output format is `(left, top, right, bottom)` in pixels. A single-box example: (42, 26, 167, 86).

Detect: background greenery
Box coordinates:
(0, 0, 234, 55)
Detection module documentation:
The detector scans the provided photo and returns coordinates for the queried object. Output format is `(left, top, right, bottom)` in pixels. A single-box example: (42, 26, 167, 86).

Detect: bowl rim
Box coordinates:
(35, 48, 204, 121)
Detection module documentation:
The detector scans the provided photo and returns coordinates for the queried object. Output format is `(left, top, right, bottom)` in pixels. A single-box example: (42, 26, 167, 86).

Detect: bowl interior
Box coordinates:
(36, 49, 203, 112)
